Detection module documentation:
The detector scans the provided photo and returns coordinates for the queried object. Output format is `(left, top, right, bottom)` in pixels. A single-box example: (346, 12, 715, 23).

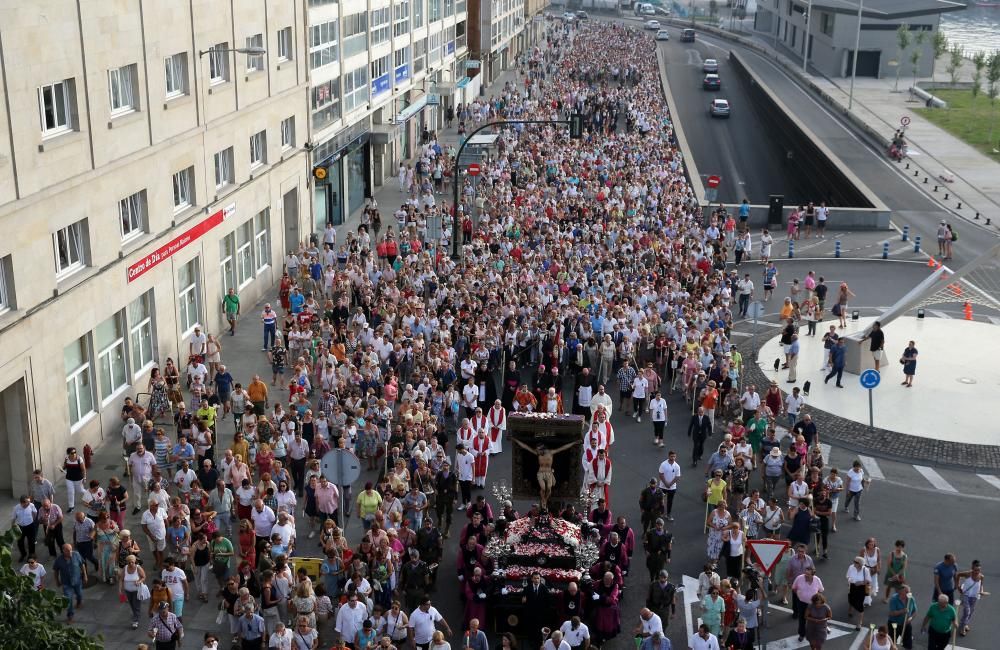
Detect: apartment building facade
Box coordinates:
(0, 0, 311, 495)
(307, 0, 471, 233)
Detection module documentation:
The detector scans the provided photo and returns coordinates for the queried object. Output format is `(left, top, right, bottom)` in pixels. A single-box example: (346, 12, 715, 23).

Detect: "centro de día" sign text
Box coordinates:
(126, 203, 235, 282)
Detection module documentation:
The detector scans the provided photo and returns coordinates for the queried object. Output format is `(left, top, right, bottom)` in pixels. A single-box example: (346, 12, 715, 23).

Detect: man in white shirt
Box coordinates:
(784, 387, 805, 431)
(335, 592, 368, 645)
(268, 621, 293, 649)
(844, 460, 868, 521)
(559, 616, 591, 650)
(635, 608, 664, 639)
(739, 385, 761, 423)
(408, 597, 452, 650)
(454, 445, 476, 511)
(189, 325, 208, 357)
(128, 445, 156, 513)
(657, 451, 681, 521)
(251, 499, 276, 547)
(270, 512, 296, 556)
(632, 374, 649, 423)
(140, 500, 168, 569)
(689, 623, 721, 650)
(543, 630, 572, 650)
(648, 391, 668, 447)
(161, 556, 189, 619)
(121, 417, 142, 455)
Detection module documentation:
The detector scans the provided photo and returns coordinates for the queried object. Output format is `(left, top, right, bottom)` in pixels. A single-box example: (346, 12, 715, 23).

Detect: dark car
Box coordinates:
(575, 10, 589, 20)
(681, 28, 696, 42)
(702, 74, 721, 90)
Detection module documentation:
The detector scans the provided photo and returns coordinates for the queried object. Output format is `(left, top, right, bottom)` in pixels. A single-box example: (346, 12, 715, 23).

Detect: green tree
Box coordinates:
(894, 24, 911, 92)
(0, 528, 103, 649)
(931, 30, 949, 80)
(910, 30, 927, 91)
(946, 45, 964, 86)
(972, 50, 988, 103)
(987, 51, 1000, 151)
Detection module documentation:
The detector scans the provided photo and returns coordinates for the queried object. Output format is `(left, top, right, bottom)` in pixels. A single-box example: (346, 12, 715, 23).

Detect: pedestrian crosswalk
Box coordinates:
(856, 454, 886, 480)
(912, 465, 959, 492)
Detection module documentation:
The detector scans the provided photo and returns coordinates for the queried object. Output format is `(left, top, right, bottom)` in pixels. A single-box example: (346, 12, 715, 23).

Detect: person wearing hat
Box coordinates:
(762, 447, 785, 501)
(846, 555, 873, 631)
(148, 600, 184, 649)
(189, 324, 207, 358)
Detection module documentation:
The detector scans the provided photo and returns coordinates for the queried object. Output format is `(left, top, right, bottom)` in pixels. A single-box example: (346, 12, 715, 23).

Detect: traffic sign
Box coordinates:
(900, 116, 911, 127)
(747, 301, 765, 320)
(320, 449, 362, 485)
(706, 174, 721, 188)
(746, 539, 790, 576)
(467, 163, 481, 176)
(859, 369, 881, 389)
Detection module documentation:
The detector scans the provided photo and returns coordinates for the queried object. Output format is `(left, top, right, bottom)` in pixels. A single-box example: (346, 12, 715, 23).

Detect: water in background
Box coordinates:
(941, 5, 1000, 57)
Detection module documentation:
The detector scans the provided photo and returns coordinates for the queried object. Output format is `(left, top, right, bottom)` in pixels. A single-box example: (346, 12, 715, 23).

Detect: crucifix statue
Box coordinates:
(512, 438, 581, 510)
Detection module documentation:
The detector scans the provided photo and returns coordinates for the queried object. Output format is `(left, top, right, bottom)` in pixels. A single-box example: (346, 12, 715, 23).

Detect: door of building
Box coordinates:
(282, 189, 299, 255)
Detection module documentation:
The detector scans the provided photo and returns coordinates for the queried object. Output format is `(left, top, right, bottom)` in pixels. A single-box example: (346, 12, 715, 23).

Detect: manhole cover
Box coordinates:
(957, 377, 977, 385)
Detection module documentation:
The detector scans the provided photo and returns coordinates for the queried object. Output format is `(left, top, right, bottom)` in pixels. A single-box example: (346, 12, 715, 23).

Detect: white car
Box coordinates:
(655, 29, 670, 41)
(703, 58, 719, 73)
(645, 19, 661, 30)
(709, 98, 731, 118)
(562, 11, 576, 21)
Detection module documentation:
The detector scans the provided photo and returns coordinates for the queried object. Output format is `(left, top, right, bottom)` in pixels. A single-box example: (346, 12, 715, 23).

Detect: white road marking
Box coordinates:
(988, 316, 1000, 325)
(912, 465, 959, 492)
(820, 443, 831, 465)
(928, 309, 952, 319)
(847, 629, 871, 650)
(857, 454, 885, 480)
(977, 474, 1000, 491)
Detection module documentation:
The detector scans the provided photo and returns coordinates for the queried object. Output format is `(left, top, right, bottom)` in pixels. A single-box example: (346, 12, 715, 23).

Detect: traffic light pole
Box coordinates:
(449, 116, 582, 259)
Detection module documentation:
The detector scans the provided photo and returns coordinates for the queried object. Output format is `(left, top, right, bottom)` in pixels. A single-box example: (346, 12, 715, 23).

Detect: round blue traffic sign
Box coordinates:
(859, 369, 881, 389)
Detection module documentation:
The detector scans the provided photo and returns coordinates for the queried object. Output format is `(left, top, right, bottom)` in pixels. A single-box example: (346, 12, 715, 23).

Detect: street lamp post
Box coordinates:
(197, 46, 267, 58)
(848, 0, 864, 110)
(450, 117, 581, 259)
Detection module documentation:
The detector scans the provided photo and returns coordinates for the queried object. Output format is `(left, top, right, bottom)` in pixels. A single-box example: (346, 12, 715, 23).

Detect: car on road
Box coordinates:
(561, 11, 576, 21)
(681, 28, 696, 42)
(644, 19, 661, 30)
(709, 98, 731, 118)
(703, 58, 719, 73)
(635, 2, 657, 15)
(575, 10, 589, 19)
(702, 73, 721, 90)
(655, 29, 670, 41)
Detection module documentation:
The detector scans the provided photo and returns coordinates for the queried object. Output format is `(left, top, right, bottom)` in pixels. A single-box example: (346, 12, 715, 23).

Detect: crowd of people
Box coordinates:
(5, 15, 988, 650)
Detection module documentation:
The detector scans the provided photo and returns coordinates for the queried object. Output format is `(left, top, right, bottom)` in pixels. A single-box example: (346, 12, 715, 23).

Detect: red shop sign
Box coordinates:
(126, 204, 235, 283)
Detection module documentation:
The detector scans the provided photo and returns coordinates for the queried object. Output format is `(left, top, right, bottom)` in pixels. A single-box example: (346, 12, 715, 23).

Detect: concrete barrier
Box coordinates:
(908, 86, 948, 109)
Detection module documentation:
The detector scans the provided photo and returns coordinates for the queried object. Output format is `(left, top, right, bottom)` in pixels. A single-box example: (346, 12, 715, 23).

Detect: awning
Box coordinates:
(456, 77, 471, 89)
(395, 96, 428, 122)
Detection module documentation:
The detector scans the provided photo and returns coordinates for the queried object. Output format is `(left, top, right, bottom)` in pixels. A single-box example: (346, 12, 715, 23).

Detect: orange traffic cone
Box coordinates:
(927, 256, 936, 268)
(963, 302, 973, 320)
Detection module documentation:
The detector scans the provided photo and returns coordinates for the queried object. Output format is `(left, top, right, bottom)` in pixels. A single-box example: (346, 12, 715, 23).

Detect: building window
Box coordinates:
(311, 79, 342, 130)
(0, 255, 12, 314)
(277, 27, 293, 61)
(413, 0, 424, 28)
(128, 290, 155, 375)
(55, 220, 87, 277)
(309, 0, 337, 4)
(65, 336, 95, 429)
(177, 257, 200, 334)
(96, 312, 128, 402)
(237, 220, 254, 287)
(394, 1, 411, 38)
(342, 13, 369, 59)
(219, 235, 235, 296)
(428, 32, 442, 65)
(343, 65, 370, 114)
(280, 116, 295, 149)
(164, 53, 188, 98)
(209, 42, 230, 84)
(172, 167, 194, 212)
(108, 64, 137, 116)
(249, 130, 267, 169)
(214, 147, 234, 189)
(254, 209, 271, 272)
(445, 0, 454, 17)
(819, 12, 834, 37)
(246, 34, 265, 72)
(371, 8, 391, 46)
(119, 190, 147, 241)
(413, 39, 426, 75)
(38, 80, 74, 136)
(371, 55, 390, 96)
(429, 0, 441, 22)
(309, 20, 339, 70)
(394, 46, 412, 82)
(457, 0, 466, 13)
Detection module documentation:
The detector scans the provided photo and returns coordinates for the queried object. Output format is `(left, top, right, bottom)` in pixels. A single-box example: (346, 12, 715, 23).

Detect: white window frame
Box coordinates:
(344, 65, 370, 114)
(108, 64, 136, 116)
(39, 80, 72, 136)
(118, 190, 146, 242)
(96, 312, 128, 404)
(277, 27, 293, 61)
(177, 258, 201, 335)
(55, 220, 86, 278)
(214, 147, 234, 189)
(371, 8, 391, 46)
(164, 53, 188, 99)
(236, 220, 254, 288)
(249, 130, 267, 169)
(311, 79, 341, 130)
(65, 337, 95, 431)
(209, 42, 230, 85)
(128, 291, 155, 377)
(172, 167, 194, 212)
(246, 34, 265, 72)
(0, 256, 10, 315)
(280, 116, 295, 150)
(219, 234, 236, 297)
(309, 21, 339, 70)
(254, 209, 270, 273)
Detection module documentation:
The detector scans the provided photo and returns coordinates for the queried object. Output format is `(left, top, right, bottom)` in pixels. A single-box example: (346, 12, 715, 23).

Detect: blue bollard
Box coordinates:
(882, 241, 890, 259)
(835, 240, 842, 258)
(788, 239, 794, 258)
(902, 225, 909, 241)
(914, 235, 922, 254)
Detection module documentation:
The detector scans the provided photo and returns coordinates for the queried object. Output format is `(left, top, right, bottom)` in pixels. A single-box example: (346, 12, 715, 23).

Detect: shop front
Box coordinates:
(311, 123, 372, 233)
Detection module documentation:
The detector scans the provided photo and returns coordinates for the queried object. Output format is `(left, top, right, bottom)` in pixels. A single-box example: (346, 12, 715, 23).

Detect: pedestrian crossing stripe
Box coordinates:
(977, 474, 1000, 491)
(912, 465, 958, 492)
(856, 454, 885, 480)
